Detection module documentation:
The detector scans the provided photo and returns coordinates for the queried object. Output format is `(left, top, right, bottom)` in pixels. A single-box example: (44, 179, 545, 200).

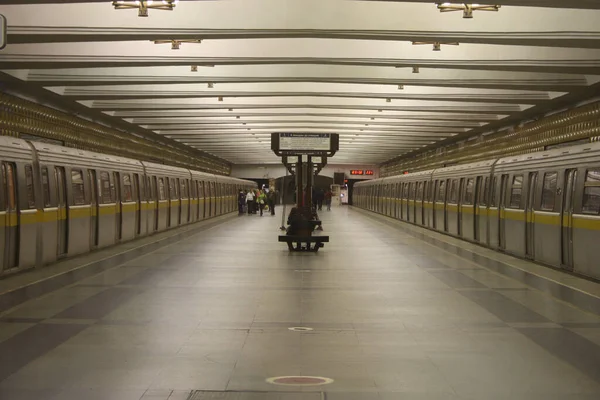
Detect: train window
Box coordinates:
(158, 178, 166, 200)
(510, 175, 523, 208)
(416, 182, 424, 201)
(181, 179, 188, 198)
(169, 178, 176, 199)
(41, 167, 51, 207)
(437, 180, 446, 202)
(582, 169, 600, 215)
(480, 177, 489, 206)
(24, 165, 36, 209)
(71, 170, 86, 205)
(409, 182, 416, 199)
(428, 181, 435, 202)
(490, 176, 498, 207)
(402, 183, 409, 198)
(122, 174, 133, 202)
(3, 164, 16, 211)
(99, 172, 112, 203)
(541, 172, 558, 211)
(463, 178, 475, 205)
(449, 180, 458, 203)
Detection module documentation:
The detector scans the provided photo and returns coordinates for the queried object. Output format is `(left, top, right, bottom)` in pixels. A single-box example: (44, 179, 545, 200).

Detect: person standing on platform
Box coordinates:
(246, 189, 255, 215)
(257, 190, 267, 216)
(325, 189, 333, 211)
(267, 188, 276, 216)
(316, 188, 325, 211)
(238, 190, 246, 215)
(254, 189, 261, 213)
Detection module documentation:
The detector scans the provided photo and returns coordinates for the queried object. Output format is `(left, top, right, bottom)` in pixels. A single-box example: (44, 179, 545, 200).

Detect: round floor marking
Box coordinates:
(288, 327, 314, 332)
(266, 376, 334, 386)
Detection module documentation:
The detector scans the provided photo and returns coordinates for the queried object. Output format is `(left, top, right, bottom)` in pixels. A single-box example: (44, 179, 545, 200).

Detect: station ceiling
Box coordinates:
(1, 0, 600, 164)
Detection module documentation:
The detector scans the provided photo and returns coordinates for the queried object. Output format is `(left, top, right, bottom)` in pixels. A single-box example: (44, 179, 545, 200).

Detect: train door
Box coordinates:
(133, 174, 141, 236)
(182, 179, 190, 223)
(561, 169, 577, 270)
(88, 170, 99, 247)
(460, 177, 475, 240)
(391, 183, 398, 218)
(432, 180, 438, 229)
(153, 176, 160, 231)
(166, 178, 173, 227)
(176, 178, 182, 225)
(425, 181, 434, 227)
(206, 182, 211, 217)
(194, 181, 204, 221)
(476, 177, 488, 244)
(200, 181, 206, 219)
(56, 166, 68, 257)
(473, 177, 482, 242)
(1, 163, 19, 270)
(415, 181, 424, 225)
(457, 178, 465, 237)
(113, 172, 123, 241)
(525, 172, 538, 258)
(498, 174, 509, 249)
(210, 181, 215, 217)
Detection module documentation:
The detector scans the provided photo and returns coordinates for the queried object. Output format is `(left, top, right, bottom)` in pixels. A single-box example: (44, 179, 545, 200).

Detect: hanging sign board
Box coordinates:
(279, 133, 331, 151)
(271, 132, 339, 157)
(0, 15, 6, 50)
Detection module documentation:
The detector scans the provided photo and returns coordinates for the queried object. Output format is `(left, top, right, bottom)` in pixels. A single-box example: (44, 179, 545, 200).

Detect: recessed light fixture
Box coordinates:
(190, 65, 198, 72)
(412, 41, 459, 51)
(371, 117, 375, 120)
(112, 0, 178, 17)
(412, 66, 420, 74)
(207, 82, 214, 88)
(218, 97, 223, 102)
(437, 3, 501, 19)
(236, 115, 240, 119)
(153, 39, 201, 50)
(386, 98, 391, 103)
(398, 85, 404, 90)
(228, 108, 233, 111)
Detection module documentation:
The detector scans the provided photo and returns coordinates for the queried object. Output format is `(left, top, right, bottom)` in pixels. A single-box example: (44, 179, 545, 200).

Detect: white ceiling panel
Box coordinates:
(1, 0, 599, 164)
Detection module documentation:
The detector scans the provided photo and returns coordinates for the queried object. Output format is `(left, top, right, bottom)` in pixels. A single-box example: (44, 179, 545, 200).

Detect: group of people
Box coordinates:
(312, 188, 334, 211)
(238, 188, 277, 217)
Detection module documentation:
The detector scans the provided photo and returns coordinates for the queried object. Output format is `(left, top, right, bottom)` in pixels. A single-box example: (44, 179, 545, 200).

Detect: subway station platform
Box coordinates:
(1, 207, 600, 400)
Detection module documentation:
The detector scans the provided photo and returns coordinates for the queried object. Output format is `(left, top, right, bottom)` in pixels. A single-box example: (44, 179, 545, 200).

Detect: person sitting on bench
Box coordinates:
(286, 207, 314, 236)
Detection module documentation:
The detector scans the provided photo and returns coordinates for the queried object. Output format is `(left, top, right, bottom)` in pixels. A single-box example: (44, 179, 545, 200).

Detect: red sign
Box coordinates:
(350, 170, 364, 175)
(365, 170, 374, 175)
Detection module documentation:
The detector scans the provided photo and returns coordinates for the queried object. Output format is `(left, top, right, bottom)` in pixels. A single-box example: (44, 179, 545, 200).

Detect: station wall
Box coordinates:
(231, 164, 380, 180)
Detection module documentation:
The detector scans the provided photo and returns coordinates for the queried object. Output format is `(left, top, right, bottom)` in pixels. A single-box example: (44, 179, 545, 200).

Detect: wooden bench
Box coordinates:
(278, 234, 330, 252)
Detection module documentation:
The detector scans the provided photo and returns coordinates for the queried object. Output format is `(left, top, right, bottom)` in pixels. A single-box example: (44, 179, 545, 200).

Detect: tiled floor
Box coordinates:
(1, 206, 600, 400)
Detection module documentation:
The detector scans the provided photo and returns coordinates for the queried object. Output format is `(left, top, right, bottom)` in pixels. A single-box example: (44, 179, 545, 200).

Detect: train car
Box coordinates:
(190, 170, 212, 221)
(431, 160, 495, 242)
(493, 143, 600, 277)
(31, 141, 147, 261)
(354, 141, 600, 281)
(141, 162, 192, 233)
(0, 137, 38, 272)
(0, 137, 256, 277)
